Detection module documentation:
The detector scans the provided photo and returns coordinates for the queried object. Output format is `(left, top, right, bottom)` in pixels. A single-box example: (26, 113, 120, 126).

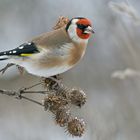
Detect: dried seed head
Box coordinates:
(43, 94, 69, 113)
(70, 89, 87, 107)
(67, 117, 85, 137)
(55, 108, 71, 127)
(53, 16, 70, 30)
(55, 85, 71, 99)
(43, 97, 50, 111)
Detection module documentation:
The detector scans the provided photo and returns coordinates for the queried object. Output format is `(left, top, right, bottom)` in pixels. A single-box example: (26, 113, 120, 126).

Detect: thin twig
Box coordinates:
(0, 88, 45, 106)
(0, 77, 62, 106)
(22, 90, 48, 94)
(21, 82, 44, 91)
(21, 96, 43, 106)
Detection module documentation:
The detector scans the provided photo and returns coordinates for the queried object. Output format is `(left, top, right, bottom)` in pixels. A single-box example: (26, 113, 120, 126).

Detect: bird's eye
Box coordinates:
(77, 24, 87, 30)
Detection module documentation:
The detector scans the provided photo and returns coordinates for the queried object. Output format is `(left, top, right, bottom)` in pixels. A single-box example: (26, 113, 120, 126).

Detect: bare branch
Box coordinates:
(0, 88, 44, 106)
(0, 89, 18, 96)
(0, 76, 87, 137)
(21, 96, 43, 106)
(21, 81, 44, 91)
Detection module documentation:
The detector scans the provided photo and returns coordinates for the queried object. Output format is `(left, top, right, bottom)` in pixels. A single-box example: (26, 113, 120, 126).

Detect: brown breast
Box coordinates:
(68, 42, 87, 66)
(31, 27, 87, 69)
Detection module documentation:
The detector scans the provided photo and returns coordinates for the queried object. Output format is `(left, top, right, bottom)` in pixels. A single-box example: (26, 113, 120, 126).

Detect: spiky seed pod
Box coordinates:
(43, 94, 69, 114)
(49, 95, 68, 114)
(67, 117, 85, 137)
(55, 108, 71, 127)
(42, 99, 47, 111)
(43, 97, 50, 111)
(55, 85, 71, 99)
(53, 16, 69, 30)
(69, 89, 87, 107)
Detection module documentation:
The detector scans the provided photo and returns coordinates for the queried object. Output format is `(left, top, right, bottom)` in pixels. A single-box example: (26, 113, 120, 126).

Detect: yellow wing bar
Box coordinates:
(20, 53, 33, 57)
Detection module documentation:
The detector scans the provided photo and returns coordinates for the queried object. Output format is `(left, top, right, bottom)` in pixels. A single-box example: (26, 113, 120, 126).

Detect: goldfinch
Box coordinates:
(0, 17, 94, 77)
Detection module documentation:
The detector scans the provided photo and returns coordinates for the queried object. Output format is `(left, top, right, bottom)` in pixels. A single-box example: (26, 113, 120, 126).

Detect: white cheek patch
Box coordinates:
(68, 24, 77, 39)
(68, 23, 88, 44)
(72, 19, 78, 24)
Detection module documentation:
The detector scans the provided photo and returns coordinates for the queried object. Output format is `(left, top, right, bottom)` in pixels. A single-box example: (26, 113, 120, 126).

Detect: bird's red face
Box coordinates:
(66, 17, 94, 43)
(76, 18, 94, 39)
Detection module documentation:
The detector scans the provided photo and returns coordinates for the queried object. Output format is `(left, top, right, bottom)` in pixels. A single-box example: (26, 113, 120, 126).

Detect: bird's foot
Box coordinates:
(0, 63, 25, 75)
(16, 65, 25, 75)
(42, 75, 62, 91)
(0, 63, 15, 74)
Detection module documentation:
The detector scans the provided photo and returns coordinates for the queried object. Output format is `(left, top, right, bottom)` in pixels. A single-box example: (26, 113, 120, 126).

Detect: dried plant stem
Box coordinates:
(0, 82, 47, 106)
(21, 96, 43, 106)
(0, 77, 87, 137)
(22, 91, 47, 94)
(21, 81, 44, 91)
(0, 76, 62, 106)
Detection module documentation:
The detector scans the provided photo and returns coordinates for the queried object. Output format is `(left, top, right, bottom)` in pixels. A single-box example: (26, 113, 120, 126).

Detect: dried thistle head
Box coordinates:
(55, 85, 71, 99)
(67, 117, 85, 137)
(42, 95, 51, 111)
(53, 16, 70, 30)
(43, 94, 69, 113)
(55, 107, 71, 127)
(70, 89, 87, 107)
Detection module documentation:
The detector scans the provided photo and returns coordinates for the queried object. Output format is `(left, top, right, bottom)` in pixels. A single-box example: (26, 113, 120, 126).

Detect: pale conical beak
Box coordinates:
(84, 26, 95, 34)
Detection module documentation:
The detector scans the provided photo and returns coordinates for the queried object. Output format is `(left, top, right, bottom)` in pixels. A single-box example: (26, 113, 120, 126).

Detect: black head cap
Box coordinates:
(65, 17, 86, 32)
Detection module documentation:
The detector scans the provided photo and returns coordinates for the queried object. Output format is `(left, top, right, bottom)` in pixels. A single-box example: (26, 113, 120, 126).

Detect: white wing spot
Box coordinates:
(19, 46, 24, 49)
(28, 42, 31, 45)
(9, 51, 12, 54)
(13, 51, 17, 53)
(4, 52, 6, 54)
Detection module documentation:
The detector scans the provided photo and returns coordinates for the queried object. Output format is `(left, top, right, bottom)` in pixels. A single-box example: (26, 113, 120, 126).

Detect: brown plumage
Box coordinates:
(0, 17, 94, 77)
(31, 27, 87, 68)
(68, 42, 86, 66)
(32, 27, 72, 48)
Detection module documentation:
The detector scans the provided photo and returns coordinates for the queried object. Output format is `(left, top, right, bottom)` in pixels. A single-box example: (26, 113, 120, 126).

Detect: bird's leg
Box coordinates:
(0, 63, 15, 74)
(42, 75, 62, 90)
(49, 75, 63, 90)
(48, 75, 62, 82)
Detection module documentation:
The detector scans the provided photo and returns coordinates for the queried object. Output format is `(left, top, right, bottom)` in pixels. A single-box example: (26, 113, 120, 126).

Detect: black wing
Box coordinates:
(0, 42, 39, 57)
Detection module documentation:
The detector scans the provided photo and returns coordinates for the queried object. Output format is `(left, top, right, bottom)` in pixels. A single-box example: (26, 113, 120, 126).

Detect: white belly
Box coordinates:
(9, 42, 82, 77)
(18, 61, 72, 77)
